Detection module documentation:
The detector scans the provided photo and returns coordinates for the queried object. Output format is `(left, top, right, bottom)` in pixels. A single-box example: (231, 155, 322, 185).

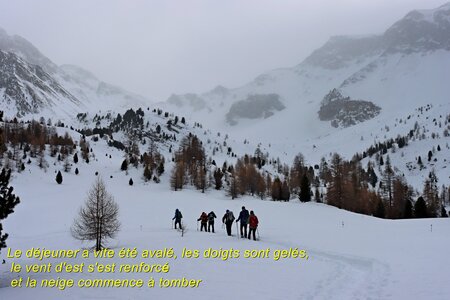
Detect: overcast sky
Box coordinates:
(0, 0, 446, 100)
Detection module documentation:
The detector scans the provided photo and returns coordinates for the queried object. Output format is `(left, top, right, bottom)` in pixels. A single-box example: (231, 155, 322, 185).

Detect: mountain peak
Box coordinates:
(382, 2, 450, 53)
(0, 27, 58, 73)
(405, 2, 450, 23)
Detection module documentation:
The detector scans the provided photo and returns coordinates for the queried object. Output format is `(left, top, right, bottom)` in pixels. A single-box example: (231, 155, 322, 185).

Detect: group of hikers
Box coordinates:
(172, 206, 259, 240)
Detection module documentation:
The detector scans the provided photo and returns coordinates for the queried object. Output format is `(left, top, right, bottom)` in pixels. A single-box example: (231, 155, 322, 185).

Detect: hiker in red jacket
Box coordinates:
(197, 212, 208, 232)
(248, 210, 259, 241)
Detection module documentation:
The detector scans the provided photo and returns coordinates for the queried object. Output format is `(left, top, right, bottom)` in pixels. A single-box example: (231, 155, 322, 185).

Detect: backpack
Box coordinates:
(208, 212, 215, 221)
(227, 211, 235, 222)
(201, 213, 208, 222)
(249, 215, 258, 228)
(176, 210, 182, 219)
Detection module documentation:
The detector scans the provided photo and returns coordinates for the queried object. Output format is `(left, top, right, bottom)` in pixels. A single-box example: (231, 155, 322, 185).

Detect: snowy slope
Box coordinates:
(158, 3, 450, 187)
(0, 132, 449, 299)
(57, 64, 149, 113)
(164, 3, 450, 130)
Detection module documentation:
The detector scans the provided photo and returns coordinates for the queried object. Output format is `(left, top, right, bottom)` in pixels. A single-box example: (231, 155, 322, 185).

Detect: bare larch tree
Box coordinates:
(71, 177, 120, 251)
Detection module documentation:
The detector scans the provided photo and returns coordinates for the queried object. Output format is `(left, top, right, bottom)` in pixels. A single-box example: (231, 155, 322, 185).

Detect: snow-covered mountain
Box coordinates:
(163, 3, 450, 133)
(0, 27, 150, 118)
(0, 50, 82, 115)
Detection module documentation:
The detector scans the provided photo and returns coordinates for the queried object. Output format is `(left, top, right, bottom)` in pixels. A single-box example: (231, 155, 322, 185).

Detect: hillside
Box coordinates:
(1, 133, 449, 299)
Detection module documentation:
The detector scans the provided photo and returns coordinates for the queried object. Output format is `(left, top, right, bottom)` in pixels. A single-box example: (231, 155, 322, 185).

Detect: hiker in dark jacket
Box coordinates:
(248, 210, 259, 241)
(197, 212, 208, 232)
(222, 209, 235, 236)
(236, 206, 249, 238)
(207, 211, 217, 233)
(172, 209, 182, 229)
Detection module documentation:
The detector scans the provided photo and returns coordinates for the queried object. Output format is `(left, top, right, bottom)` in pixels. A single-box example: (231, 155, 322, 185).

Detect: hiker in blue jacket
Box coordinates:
(236, 206, 249, 238)
(172, 209, 182, 229)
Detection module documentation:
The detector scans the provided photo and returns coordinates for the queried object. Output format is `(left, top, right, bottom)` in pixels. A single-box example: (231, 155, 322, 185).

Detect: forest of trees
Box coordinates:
(0, 119, 77, 172)
(167, 131, 448, 219)
(1, 109, 448, 221)
(170, 134, 207, 192)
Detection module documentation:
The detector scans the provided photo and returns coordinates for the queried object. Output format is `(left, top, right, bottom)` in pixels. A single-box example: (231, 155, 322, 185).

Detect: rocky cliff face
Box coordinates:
(226, 94, 285, 125)
(0, 50, 80, 116)
(0, 28, 149, 118)
(318, 89, 381, 128)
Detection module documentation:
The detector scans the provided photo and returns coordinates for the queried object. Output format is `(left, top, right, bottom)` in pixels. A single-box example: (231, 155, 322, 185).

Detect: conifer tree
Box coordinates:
(367, 162, 378, 188)
(374, 198, 385, 218)
(440, 206, 448, 218)
(403, 200, 413, 218)
(157, 161, 165, 176)
(213, 168, 223, 190)
(414, 196, 427, 218)
(56, 171, 63, 184)
(121, 159, 128, 171)
(299, 174, 311, 202)
(0, 168, 20, 253)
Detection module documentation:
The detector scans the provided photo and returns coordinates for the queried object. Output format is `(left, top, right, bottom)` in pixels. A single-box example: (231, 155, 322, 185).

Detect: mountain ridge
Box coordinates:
(162, 2, 450, 132)
(0, 27, 151, 118)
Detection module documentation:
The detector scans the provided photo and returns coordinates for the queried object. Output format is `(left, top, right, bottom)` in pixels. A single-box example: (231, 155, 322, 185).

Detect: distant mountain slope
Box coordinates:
(163, 2, 450, 134)
(0, 28, 150, 118)
(0, 50, 81, 116)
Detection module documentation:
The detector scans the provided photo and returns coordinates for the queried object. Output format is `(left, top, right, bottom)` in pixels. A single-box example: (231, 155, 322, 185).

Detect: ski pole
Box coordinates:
(236, 222, 239, 239)
(256, 228, 260, 240)
(172, 220, 174, 229)
(197, 221, 199, 231)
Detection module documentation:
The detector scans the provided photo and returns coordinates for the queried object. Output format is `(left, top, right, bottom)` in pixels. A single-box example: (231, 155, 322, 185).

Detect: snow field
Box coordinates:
(1, 146, 449, 299)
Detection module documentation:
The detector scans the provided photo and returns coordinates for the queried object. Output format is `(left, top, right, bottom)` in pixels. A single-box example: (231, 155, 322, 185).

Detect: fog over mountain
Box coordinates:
(0, 0, 446, 100)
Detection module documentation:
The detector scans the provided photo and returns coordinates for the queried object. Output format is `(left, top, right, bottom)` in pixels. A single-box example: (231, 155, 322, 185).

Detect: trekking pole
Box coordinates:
(236, 222, 239, 239)
(197, 221, 199, 231)
(256, 228, 260, 240)
(181, 222, 185, 237)
(172, 220, 174, 229)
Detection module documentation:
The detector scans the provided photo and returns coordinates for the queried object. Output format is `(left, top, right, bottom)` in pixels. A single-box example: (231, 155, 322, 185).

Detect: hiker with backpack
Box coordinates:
(248, 210, 259, 241)
(172, 209, 183, 229)
(222, 209, 235, 236)
(236, 206, 250, 238)
(197, 212, 208, 232)
(207, 211, 217, 233)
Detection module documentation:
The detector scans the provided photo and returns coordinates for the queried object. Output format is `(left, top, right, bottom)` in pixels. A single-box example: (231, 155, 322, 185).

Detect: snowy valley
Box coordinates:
(0, 2, 450, 300)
